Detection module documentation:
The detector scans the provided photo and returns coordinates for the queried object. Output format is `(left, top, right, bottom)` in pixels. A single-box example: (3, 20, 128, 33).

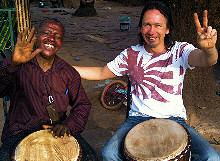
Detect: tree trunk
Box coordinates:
(74, 0, 97, 17)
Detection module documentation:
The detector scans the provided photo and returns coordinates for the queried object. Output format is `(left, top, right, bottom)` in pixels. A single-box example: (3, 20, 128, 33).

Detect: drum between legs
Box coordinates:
(122, 119, 191, 161)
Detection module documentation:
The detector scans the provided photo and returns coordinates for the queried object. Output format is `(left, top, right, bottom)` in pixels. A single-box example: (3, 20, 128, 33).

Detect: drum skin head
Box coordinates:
(15, 130, 80, 161)
(124, 119, 188, 160)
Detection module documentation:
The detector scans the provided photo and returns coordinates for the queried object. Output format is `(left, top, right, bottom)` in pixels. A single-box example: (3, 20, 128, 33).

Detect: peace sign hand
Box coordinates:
(10, 27, 42, 67)
(194, 10, 217, 50)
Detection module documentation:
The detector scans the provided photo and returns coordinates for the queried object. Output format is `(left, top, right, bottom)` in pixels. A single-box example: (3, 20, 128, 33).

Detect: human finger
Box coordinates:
(60, 125, 71, 138)
(52, 125, 63, 138)
(16, 32, 22, 44)
(206, 26, 212, 39)
(30, 34, 37, 47)
(210, 29, 217, 44)
(194, 13, 202, 34)
(211, 28, 217, 37)
(199, 33, 206, 40)
(60, 128, 67, 138)
(203, 10, 208, 28)
(31, 48, 42, 59)
(27, 26, 35, 42)
(42, 125, 53, 129)
(66, 128, 71, 136)
(21, 28, 29, 42)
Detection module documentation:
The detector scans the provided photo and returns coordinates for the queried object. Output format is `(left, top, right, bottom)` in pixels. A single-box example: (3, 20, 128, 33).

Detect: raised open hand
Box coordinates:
(10, 27, 42, 67)
(194, 10, 217, 50)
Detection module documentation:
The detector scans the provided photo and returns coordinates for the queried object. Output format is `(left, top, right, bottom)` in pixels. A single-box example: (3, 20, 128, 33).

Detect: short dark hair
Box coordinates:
(138, 0, 174, 49)
(38, 18, 65, 35)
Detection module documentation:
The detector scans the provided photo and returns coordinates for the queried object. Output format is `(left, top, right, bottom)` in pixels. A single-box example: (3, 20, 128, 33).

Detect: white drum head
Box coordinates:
(124, 119, 188, 160)
(15, 130, 80, 161)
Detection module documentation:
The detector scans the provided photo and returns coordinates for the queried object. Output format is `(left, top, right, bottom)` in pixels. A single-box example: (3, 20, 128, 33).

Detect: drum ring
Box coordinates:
(170, 127, 191, 161)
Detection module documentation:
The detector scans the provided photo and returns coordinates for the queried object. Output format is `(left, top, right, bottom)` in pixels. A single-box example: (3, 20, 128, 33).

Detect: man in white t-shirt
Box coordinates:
(74, 1, 219, 160)
(107, 42, 196, 120)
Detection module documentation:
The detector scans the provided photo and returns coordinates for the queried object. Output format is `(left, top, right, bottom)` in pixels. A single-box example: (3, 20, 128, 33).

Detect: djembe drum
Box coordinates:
(122, 119, 191, 161)
(15, 130, 81, 161)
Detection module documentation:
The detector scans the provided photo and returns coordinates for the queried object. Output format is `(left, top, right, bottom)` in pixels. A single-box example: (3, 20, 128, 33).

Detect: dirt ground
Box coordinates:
(0, 0, 219, 160)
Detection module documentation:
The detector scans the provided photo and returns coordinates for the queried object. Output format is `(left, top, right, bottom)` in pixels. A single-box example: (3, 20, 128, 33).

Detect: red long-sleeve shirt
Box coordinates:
(0, 56, 91, 142)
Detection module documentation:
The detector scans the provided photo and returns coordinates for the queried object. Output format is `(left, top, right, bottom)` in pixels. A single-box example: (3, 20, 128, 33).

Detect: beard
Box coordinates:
(145, 41, 158, 48)
(148, 42, 157, 48)
(142, 34, 160, 49)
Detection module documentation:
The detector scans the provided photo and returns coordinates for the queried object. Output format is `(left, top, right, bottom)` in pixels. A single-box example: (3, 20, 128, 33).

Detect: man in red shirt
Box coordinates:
(0, 19, 97, 160)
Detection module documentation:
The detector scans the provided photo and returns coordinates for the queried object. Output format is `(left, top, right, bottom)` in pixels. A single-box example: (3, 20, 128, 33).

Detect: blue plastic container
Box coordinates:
(119, 17, 131, 31)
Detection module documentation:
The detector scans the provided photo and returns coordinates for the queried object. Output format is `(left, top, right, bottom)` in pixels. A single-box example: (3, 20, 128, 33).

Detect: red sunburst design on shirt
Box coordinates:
(176, 43, 188, 76)
(119, 48, 175, 103)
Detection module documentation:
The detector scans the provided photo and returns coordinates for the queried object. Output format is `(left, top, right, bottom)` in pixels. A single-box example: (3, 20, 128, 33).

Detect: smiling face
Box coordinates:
(141, 9, 169, 53)
(37, 21, 64, 59)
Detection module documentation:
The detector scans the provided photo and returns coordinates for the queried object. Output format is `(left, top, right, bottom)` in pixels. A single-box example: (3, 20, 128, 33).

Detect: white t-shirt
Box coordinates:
(107, 42, 196, 119)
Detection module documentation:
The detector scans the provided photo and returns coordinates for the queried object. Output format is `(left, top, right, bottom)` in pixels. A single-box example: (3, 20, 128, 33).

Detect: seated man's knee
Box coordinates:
(101, 144, 121, 160)
(206, 152, 220, 161)
(192, 149, 220, 161)
(100, 146, 112, 160)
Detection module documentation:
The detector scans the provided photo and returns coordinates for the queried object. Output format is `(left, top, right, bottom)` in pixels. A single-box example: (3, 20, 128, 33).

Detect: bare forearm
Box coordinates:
(189, 47, 218, 67)
(73, 66, 103, 80)
(202, 46, 218, 66)
(73, 66, 116, 80)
